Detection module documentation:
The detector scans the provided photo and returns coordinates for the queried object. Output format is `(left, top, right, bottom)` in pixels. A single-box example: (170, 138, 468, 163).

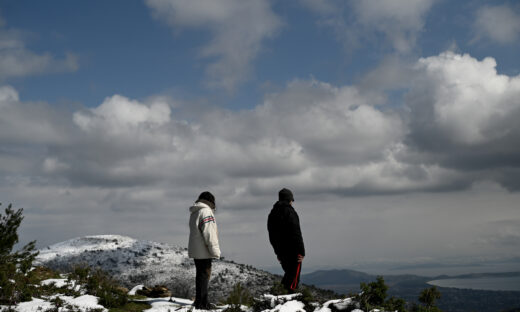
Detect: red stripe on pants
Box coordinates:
(290, 262, 301, 290)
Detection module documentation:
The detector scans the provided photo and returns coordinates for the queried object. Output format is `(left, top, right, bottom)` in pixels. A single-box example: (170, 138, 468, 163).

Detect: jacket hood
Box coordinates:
(190, 201, 212, 213)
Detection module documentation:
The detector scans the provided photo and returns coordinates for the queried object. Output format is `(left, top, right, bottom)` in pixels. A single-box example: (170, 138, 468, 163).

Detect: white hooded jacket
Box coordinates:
(188, 201, 221, 259)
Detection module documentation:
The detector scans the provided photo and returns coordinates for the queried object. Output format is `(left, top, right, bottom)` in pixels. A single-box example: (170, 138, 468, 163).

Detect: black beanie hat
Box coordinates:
(197, 191, 216, 209)
(278, 188, 294, 202)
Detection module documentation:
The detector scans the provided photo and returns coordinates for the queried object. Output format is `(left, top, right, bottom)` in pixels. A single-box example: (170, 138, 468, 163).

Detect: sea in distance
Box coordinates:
(428, 276, 520, 291)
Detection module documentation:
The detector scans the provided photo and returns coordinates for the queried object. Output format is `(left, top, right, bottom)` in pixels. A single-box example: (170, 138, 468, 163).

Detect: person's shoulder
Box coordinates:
(192, 202, 213, 214)
(200, 206, 215, 217)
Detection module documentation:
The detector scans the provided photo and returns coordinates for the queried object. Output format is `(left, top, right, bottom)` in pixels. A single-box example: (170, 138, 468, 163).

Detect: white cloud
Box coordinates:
(0, 22, 78, 80)
(410, 52, 520, 145)
(74, 95, 171, 132)
(145, 0, 282, 92)
(474, 5, 520, 44)
(3, 50, 520, 197)
(0, 85, 72, 145)
(300, 0, 436, 53)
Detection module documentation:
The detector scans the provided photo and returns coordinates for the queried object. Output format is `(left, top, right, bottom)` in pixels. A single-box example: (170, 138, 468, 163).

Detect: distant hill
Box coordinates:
(302, 269, 520, 312)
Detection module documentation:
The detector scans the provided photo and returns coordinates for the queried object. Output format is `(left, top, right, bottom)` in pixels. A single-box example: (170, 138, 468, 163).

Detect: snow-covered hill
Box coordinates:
(35, 235, 278, 301)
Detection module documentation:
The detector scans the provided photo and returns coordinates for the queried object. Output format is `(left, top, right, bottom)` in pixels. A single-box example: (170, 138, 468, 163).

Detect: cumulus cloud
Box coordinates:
(48, 80, 405, 194)
(145, 0, 282, 92)
(404, 52, 520, 189)
(300, 0, 436, 53)
(3, 50, 520, 201)
(410, 52, 519, 145)
(73, 95, 171, 132)
(0, 21, 78, 80)
(474, 5, 520, 44)
(0, 86, 73, 146)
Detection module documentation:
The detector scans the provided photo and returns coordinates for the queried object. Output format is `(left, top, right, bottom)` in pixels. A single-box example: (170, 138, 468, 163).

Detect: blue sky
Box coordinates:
(1, 0, 520, 275)
(4, 0, 518, 108)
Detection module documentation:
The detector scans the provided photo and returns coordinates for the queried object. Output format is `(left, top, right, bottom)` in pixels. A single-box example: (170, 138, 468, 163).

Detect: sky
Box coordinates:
(1, 0, 520, 276)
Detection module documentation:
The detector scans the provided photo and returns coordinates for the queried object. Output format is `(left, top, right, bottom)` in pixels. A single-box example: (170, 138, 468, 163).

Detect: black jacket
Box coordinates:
(267, 200, 305, 260)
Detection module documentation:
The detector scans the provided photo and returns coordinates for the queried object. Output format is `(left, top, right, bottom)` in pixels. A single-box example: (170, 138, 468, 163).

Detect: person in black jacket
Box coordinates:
(267, 188, 305, 293)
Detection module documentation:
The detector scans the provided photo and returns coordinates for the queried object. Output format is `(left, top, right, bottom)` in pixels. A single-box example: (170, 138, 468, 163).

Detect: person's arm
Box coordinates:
(268, 214, 281, 259)
(288, 208, 305, 257)
(199, 210, 221, 258)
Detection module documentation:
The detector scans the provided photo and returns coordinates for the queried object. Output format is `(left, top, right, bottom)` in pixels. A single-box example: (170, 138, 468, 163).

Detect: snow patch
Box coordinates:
(129, 284, 145, 295)
(63, 295, 107, 311)
(3, 298, 52, 312)
(274, 300, 306, 312)
(41, 278, 68, 288)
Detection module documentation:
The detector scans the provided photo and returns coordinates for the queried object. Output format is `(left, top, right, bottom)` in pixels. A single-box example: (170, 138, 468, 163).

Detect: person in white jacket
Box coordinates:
(188, 191, 220, 309)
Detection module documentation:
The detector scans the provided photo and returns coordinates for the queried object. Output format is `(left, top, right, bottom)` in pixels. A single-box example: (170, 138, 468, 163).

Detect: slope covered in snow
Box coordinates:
(35, 235, 279, 301)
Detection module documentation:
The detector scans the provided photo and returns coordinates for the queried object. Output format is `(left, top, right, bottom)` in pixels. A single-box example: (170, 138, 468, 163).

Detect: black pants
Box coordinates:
(194, 259, 212, 308)
(280, 258, 302, 293)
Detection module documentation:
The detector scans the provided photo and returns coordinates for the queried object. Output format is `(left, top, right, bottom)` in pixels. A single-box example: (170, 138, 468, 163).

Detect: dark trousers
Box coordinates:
(194, 258, 212, 308)
(280, 258, 302, 293)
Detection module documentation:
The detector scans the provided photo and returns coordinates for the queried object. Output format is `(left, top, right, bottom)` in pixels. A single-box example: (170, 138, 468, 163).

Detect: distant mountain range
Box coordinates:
(301, 269, 520, 312)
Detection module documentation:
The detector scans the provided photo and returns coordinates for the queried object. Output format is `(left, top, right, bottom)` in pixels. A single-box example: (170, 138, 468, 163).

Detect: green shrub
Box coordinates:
(224, 282, 253, 307)
(300, 287, 314, 303)
(357, 276, 388, 311)
(67, 263, 128, 309)
(299, 287, 318, 312)
(355, 276, 409, 312)
(86, 268, 128, 308)
(414, 286, 442, 312)
(384, 296, 407, 312)
(418, 286, 441, 308)
(0, 203, 39, 306)
(269, 281, 288, 296)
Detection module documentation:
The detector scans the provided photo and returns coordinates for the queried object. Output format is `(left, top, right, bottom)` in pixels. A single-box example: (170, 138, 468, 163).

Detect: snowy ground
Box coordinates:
(2, 295, 107, 312)
(2, 280, 361, 312)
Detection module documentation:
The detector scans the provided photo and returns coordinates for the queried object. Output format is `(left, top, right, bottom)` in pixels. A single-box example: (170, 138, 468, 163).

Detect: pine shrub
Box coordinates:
(0, 203, 39, 306)
(269, 281, 288, 296)
(413, 286, 442, 312)
(357, 276, 388, 310)
(224, 282, 253, 306)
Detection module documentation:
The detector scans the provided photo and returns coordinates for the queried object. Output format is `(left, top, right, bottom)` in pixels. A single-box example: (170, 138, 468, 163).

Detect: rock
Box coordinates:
(137, 285, 172, 298)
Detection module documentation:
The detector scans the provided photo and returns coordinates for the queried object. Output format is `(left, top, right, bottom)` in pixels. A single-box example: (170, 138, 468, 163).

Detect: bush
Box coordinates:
(357, 276, 388, 311)
(414, 286, 442, 312)
(224, 282, 253, 306)
(384, 296, 407, 312)
(356, 276, 410, 312)
(299, 287, 317, 312)
(67, 263, 128, 309)
(0, 203, 39, 306)
(269, 281, 288, 296)
(418, 286, 441, 307)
